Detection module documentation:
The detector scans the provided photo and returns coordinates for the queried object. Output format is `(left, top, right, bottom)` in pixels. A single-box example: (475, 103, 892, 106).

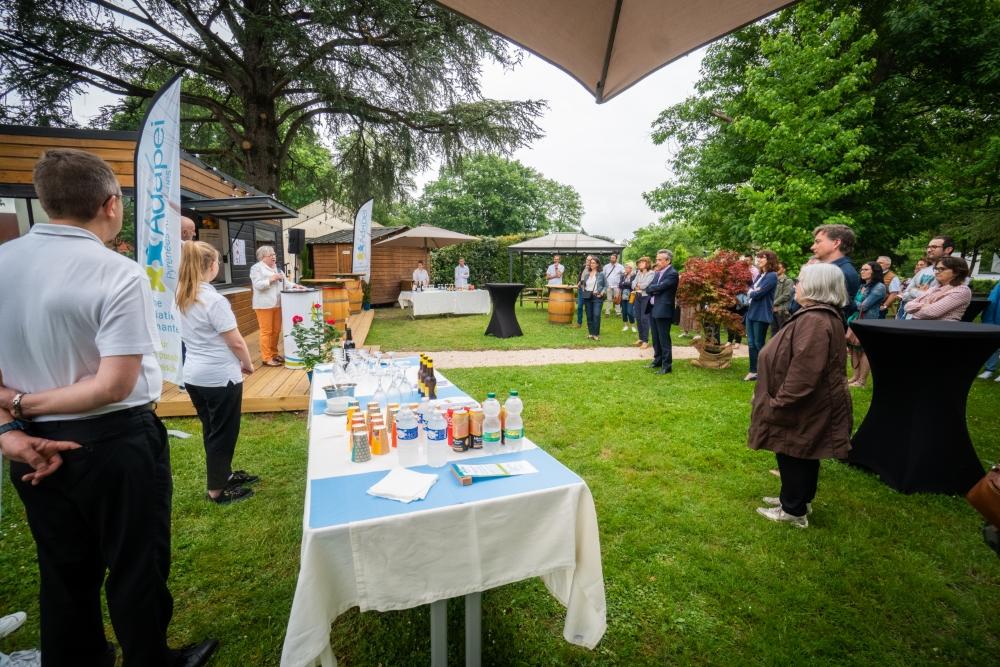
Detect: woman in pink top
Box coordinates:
(903, 256, 972, 321)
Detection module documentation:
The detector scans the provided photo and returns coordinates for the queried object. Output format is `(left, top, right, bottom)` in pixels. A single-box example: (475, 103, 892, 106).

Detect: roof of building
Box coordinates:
(307, 226, 407, 245)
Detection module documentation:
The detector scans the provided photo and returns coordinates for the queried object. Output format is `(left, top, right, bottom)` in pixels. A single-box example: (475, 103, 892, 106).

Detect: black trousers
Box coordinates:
(11, 407, 173, 667)
(650, 316, 673, 370)
(776, 453, 820, 517)
(186, 381, 243, 490)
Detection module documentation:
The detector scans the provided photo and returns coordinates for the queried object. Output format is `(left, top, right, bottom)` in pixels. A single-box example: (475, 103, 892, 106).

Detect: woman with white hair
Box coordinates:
(747, 263, 853, 528)
(250, 245, 286, 367)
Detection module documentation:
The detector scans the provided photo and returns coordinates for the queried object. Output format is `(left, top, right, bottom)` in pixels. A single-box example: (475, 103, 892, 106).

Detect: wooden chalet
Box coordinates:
(0, 125, 368, 417)
(308, 226, 427, 305)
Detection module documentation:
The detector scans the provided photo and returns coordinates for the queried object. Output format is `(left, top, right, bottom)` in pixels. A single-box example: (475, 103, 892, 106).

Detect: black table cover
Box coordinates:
(484, 283, 524, 338)
(961, 295, 991, 323)
(848, 319, 1000, 494)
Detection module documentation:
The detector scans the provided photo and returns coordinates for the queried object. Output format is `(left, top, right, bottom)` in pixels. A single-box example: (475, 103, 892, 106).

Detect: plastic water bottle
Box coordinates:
(416, 398, 432, 436)
(426, 409, 449, 468)
(503, 390, 524, 452)
(482, 392, 502, 455)
(395, 406, 421, 467)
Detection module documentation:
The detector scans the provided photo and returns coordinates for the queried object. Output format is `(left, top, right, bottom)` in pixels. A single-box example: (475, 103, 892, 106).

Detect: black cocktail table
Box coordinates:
(848, 320, 1000, 494)
(961, 296, 991, 322)
(484, 283, 524, 338)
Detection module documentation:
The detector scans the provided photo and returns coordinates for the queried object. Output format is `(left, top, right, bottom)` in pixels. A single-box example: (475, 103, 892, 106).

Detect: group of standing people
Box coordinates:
(747, 224, 983, 531)
(546, 251, 679, 373)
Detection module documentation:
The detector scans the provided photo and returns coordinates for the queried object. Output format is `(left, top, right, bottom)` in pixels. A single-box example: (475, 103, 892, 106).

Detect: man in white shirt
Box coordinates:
(412, 260, 430, 289)
(602, 253, 624, 316)
(0, 149, 217, 666)
(899, 235, 955, 319)
(454, 257, 470, 288)
(546, 254, 564, 285)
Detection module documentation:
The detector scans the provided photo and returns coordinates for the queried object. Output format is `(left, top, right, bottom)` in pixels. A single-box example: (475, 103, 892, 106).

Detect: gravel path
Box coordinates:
(433, 343, 749, 369)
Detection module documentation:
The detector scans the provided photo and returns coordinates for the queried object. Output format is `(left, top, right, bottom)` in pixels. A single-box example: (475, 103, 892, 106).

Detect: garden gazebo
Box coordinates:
(506, 232, 625, 282)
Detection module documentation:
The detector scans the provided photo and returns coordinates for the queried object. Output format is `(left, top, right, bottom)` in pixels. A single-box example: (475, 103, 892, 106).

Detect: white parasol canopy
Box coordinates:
(436, 0, 793, 102)
(374, 224, 479, 249)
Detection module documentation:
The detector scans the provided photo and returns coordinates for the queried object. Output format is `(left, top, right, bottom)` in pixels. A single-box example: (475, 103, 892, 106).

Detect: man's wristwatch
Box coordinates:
(0, 419, 25, 438)
(11, 392, 27, 420)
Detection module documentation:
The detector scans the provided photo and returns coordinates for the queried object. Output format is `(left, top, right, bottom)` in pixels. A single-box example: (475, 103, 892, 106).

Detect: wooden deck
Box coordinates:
(156, 309, 375, 418)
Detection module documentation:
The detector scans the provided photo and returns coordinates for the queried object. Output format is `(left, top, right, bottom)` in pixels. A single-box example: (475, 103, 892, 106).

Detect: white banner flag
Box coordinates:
(351, 198, 374, 283)
(135, 73, 184, 384)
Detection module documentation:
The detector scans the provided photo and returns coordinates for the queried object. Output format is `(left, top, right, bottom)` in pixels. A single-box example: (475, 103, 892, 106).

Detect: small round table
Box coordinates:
(484, 283, 524, 338)
(848, 319, 1000, 494)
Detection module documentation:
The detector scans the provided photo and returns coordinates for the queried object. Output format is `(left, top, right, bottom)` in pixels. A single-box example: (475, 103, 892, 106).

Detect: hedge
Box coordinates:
(429, 235, 614, 288)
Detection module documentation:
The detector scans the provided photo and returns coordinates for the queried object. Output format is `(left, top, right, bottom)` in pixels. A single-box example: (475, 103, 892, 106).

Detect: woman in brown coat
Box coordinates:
(748, 263, 853, 528)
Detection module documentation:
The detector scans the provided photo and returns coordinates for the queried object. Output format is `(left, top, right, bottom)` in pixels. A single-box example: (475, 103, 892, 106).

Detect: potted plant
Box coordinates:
(289, 302, 342, 380)
(676, 250, 752, 369)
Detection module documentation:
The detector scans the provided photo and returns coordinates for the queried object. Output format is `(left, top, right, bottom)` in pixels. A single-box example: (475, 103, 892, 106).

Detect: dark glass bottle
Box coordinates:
(425, 360, 437, 399)
(343, 327, 355, 350)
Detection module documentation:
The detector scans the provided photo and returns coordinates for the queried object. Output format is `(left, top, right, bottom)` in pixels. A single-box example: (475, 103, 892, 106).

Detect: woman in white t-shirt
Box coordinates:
(178, 242, 258, 505)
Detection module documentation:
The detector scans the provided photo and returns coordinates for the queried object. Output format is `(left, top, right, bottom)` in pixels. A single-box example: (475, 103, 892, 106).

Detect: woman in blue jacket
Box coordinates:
(578, 256, 607, 340)
(744, 250, 779, 381)
(848, 261, 887, 387)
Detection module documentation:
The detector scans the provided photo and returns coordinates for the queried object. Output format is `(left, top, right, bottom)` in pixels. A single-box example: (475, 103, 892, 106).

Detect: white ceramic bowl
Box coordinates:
(325, 397, 351, 414)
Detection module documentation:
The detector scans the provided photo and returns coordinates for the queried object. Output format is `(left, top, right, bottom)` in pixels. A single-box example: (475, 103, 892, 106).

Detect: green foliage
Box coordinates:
(624, 221, 708, 271)
(734, 5, 876, 265)
(1, 0, 544, 199)
(410, 153, 584, 236)
(970, 278, 999, 295)
(428, 234, 606, 288)
(642, 0, 1000, 268)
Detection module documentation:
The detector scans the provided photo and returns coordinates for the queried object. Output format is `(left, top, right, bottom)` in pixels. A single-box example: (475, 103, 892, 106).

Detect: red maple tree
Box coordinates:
(677, 251, 752, 345)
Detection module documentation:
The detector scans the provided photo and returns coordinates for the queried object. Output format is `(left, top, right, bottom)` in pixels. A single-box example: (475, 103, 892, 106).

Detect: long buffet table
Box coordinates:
(397, 288, 491, 317)
(280, 359, 607, 666)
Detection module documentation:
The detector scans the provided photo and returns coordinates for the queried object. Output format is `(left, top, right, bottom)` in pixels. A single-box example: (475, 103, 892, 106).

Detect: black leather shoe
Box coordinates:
(171, 638, 219, 667)
(656, 368, 672, 375)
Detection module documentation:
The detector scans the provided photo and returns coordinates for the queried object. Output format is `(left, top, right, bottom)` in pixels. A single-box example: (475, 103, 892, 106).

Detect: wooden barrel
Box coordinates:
(340, 277, 362, 313)
(322, 286, 350, 333)
(548, 285, 575, 324)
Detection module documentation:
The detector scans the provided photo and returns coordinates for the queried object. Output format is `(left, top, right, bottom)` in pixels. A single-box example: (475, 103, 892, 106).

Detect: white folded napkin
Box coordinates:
(366, 467, 439, 504)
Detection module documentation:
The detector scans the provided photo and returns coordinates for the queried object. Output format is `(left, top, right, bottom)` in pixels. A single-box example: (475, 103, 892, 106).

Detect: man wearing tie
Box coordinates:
(645, 249, 679, 374)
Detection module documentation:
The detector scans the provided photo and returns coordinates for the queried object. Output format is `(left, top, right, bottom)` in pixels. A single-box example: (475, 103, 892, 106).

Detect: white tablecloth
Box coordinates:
(397, 289, 491, 316)
(280, 364, 607, 667)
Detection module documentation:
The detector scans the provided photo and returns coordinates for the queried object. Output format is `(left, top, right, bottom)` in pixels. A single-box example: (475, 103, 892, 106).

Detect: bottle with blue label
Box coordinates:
(426, 408, 449, 468)
(503, 390, 524, 451)
(396, 405, 421, 467)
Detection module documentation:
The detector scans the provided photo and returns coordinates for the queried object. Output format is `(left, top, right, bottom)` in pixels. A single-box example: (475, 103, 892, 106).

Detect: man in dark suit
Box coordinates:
(645, 249, 679, 374)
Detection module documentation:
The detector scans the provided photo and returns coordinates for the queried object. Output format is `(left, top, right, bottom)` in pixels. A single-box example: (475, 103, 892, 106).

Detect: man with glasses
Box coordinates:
(920, 235, 955, 288)
(0, 149, 217, 666)
(645, 249, 679, 374)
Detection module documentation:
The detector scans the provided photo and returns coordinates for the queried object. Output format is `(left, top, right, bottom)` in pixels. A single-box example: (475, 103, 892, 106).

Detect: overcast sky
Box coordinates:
(73, 45, 706, 244)
(416, 48, 707, 243)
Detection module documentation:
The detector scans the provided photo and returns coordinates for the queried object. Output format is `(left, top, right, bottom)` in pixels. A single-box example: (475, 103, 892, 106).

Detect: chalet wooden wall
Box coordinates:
(222, 289, 258, 336)
(312, 244, 428, 305)
(0, 127, 255, 199)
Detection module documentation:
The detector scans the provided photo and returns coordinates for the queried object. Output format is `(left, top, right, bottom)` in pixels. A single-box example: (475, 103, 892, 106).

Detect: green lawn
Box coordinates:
(2, 361, 999, 665)
(366, 302, 692, 351)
